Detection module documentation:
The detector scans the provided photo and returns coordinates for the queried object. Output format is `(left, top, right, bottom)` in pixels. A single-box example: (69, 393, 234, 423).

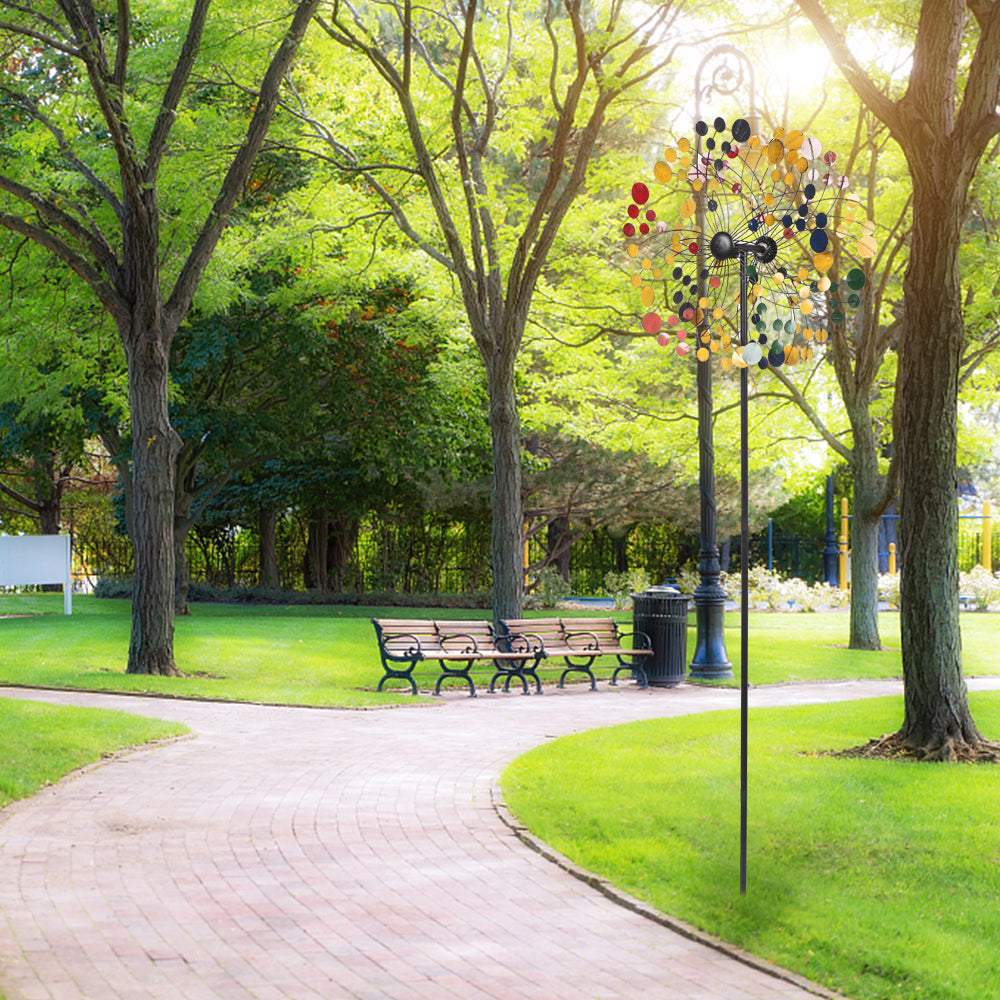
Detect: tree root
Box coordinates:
(827, 731, 1000, 764)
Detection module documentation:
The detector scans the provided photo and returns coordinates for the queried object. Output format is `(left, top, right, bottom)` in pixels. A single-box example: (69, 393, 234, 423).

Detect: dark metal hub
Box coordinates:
(708, 231, 778, 265)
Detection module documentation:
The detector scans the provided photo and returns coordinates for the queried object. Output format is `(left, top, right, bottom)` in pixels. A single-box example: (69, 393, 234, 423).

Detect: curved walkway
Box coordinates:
(2, 677, 995, 1000)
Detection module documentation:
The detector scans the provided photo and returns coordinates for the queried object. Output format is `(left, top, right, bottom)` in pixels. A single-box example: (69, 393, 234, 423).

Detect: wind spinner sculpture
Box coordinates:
(621, 116, 877, 894)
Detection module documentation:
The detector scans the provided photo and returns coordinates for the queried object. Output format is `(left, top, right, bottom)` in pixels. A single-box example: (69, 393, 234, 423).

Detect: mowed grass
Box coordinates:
(2, 595, 999, 706)
(0, 698, 187, 810)
(0, 595, 428, 705)
(502, 692, 1000, 1000)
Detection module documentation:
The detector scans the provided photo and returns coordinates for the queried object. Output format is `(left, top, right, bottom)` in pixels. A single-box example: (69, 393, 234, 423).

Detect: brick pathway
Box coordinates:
(2, 677, 993, 1000)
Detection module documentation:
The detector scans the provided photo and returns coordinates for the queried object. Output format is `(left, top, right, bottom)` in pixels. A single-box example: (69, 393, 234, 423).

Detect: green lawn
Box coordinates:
(2, 594, 999, 705)
(502, 692, 1000, 1000)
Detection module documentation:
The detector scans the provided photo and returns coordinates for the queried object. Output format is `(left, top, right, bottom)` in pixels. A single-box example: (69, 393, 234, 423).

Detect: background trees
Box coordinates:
(0, 0, 998, 725)
(290, 0, 686, 624)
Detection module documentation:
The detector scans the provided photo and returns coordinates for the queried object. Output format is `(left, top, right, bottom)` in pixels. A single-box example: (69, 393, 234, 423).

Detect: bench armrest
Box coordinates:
(501, 629, 545, 654)
(616, 628, 651, 650)
(380, 631, 425, 656)
(562, 628, 600, 651)
(439, 631, 482, 655)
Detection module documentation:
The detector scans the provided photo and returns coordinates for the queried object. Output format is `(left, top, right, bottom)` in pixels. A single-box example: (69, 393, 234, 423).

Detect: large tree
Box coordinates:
(0, 0, 321, 673)
(292, 0, 684, 624)
(797, 0, 1000, 758)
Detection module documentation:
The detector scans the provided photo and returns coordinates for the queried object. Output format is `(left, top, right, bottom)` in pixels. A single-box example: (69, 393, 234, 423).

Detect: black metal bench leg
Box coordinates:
(377, 661, 419, 696)
(558, 661, 597, 690)
(490, 670, 531, 695)
(610, 661, 649, 688)
(434, 663, 477, 698)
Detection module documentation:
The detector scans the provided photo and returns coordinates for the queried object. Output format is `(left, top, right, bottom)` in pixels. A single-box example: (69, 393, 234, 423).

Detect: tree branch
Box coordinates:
(0, 478, 40, 513)
(755, 371, 854, 462)
(144, 0, 212, 180)
(164, 0, 322, 333)
(113, 0, 129, 88)
(794, 0, 906, 134)
(0, 86, 125, 218)
(0, 210, 129, 325)
(0, 172, 121, 282)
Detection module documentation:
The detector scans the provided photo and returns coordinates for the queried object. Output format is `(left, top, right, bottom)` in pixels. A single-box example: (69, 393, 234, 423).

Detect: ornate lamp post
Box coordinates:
(688, 46, 757, 681)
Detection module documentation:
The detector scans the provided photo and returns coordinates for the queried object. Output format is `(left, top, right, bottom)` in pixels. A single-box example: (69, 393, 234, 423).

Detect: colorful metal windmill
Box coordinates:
(621, 116, 876, 894)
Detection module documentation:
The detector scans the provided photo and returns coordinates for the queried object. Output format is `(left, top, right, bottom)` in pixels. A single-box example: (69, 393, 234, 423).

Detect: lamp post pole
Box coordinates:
(688, 46, 757, 681)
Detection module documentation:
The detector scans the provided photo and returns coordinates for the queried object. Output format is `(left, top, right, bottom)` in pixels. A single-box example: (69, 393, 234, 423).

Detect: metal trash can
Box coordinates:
(632, 587, 688, 687)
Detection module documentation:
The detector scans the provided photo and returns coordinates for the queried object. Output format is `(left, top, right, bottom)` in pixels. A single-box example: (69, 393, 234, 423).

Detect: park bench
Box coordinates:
(370, 618, 543, 698)
(497, 617, 652, 693)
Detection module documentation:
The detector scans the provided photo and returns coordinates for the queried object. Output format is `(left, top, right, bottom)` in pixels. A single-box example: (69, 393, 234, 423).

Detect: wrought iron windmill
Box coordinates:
(622, 116, 875, 894)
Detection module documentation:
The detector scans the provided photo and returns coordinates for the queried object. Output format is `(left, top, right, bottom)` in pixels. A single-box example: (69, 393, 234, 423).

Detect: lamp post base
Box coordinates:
(689, 584, 734, 680)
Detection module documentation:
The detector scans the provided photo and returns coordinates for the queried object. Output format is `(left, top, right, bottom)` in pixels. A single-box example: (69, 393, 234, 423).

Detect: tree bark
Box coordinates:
(124, 331, 182, 675)
(327, 515, 358, 592)
(896, 177, 982, 758)
(306, 509, 329, 592)
(844, 403, 888, 650)
(547, 516, 572, 581)
(258, 506, 280, 588)
(484, 345, 524, 624)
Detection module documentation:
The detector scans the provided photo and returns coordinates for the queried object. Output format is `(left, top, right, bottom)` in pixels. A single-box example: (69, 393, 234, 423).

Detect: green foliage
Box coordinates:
(601, 568, 651, 609)
(531, 566, 573, 607)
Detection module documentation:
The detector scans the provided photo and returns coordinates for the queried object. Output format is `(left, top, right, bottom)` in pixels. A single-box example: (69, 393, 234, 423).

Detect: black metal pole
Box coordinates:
(739, 250, 749, 898)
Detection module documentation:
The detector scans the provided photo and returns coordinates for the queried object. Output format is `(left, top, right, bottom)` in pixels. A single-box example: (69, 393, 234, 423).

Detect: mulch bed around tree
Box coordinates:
(825, 732, 1000, 763)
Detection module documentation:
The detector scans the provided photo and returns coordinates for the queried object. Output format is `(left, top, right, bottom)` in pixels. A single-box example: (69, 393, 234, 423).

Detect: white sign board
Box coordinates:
(0, 535, 72, 614)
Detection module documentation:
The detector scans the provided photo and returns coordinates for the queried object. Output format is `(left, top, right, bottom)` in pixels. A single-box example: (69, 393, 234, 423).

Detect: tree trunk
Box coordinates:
(258, 506, 279, 588)
(848, 494, 882, 650)
(306, 509, 329, 592)
(35, 455, 65, 592)
(547, 515, 572, 581)
(485, 346, 523, 625)
(327, 515, 358, 592)
(34, 455, 63, 535)
(896, 178, 981, 758)
(845, 410, 885, 650)
(125, 333, 182, 676)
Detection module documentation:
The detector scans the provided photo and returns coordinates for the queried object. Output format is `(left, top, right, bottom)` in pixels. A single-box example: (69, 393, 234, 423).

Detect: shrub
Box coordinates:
(878, 573, 900, 608)
(960, 565, 1000, 611)
(532, 566, 573, 607)
(93, 578, 491, 608)
(601, 569, 652, 610)
(676, 564, 700, 595)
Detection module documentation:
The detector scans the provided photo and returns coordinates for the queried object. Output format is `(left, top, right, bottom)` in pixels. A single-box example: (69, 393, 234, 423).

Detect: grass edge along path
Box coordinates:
(0, 699, 186, 1000)
(501, 692, 1000, 1000)
(0, 698, 188, 812)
